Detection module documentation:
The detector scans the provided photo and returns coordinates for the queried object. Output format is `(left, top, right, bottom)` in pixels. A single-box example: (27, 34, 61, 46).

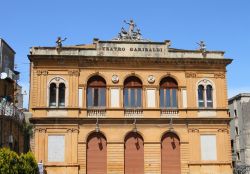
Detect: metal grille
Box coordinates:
(234, 165, 250, 174)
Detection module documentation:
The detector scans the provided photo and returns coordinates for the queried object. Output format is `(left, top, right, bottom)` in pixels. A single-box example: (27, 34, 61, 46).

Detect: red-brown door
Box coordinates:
(87, 132, 107, 174)
(125, 132, 144, 174)
(161, 132, 181, 174)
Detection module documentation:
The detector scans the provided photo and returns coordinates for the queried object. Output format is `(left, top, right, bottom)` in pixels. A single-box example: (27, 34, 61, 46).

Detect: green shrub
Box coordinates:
(19, 152, 38, 174)
(0, 148, 19, 174)
(0, 148, 38, 174)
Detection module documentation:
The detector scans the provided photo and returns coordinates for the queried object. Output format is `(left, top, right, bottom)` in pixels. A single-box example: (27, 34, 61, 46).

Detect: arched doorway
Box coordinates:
(124, 132, 144, 174)
(161, 132, 181, 174)
(87, 132, 107, 174)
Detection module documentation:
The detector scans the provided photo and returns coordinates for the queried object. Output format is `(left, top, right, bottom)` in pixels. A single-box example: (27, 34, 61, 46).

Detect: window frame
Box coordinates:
(48, 77, 67, 108)
(123, 76, 143, 109)
(87, 76, 106, 109)
(197, 79, 215, 109)
(159, 77, 178, 109)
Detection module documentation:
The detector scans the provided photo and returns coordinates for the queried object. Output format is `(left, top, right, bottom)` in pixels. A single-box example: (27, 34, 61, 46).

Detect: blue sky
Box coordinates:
(1, 0, 250, 108)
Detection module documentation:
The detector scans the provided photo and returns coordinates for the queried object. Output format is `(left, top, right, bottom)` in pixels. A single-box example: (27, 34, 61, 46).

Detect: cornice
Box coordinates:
(29, 55, 232, 68)
(29, 117, 231, 125)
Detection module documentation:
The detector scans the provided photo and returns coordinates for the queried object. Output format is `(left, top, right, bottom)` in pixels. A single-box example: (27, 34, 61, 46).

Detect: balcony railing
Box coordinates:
(0, 98, 24, 123)
(160, 108, 179, 118)
(4, 68, 19, 80)
(124, 108, 143, 118)
(87, 108, 106, 118)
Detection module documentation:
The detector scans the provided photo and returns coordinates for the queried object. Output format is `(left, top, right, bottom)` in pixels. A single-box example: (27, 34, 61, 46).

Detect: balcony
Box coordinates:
(0, 98, 24, 123)
(3, 68, 19, 80)
(87, 108, 106, 118)
(160, 108, 179, 118)
(124, 108, 143, 118)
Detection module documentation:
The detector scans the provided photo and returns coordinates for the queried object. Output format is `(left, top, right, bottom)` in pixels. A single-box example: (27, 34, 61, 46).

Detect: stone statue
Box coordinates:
(124, 20, 136, 36)
(114, 19, 149, 41)
(197, 40, 206, 51)
(56, 37, 67, 48)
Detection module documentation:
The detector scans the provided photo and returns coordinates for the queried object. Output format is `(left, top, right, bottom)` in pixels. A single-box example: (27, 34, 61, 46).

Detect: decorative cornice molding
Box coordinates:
(218, 128, 229, 133)
(214, 73, 225, 79)
(37, 70, 48, 76)
(68, 70, 79, 76)
(185, 72, 197, 78)
(35, 128, 47, 133)
(188, 128, 199, 133)
(67, 128, 79, 133)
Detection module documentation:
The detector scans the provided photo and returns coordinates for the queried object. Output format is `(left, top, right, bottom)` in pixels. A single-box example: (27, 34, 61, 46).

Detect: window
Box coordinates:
(198, 85, 204, 107)
(237, 152, 240, 160)
(87, 76, 106, 108)
(200, 135, 217, 160)
(124, 76, 142, 108)
(110, 88, 120, 108)
(48, 135, 65, 162)
(231, 139, 234, 153)
(160, 77, 178, 108)
(49, 78, 66, 107)
(58, 83, 65, 106)
(197, 79, 214, 108)
(49, 83, 57, 106)
(234, 109, 237, 117)
(235, 127, 239, 135)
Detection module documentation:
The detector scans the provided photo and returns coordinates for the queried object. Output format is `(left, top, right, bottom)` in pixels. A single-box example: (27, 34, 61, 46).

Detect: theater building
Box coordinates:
(29, 23, 233, 174)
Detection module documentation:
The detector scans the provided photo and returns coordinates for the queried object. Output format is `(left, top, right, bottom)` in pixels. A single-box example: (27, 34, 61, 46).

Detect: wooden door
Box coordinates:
(87, 132, 107, 174)
(161, 132, 181, 174)
(125, 132, 144, 174)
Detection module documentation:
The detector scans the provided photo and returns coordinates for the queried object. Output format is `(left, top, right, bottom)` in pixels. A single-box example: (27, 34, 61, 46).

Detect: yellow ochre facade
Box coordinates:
(29, 36, 232, 174)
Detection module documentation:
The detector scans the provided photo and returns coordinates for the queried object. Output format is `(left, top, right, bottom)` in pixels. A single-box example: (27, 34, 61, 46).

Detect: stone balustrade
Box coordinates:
(160, 109, 179, 118)
(87, 108, 106, 118)
(124, 108, 143, 118)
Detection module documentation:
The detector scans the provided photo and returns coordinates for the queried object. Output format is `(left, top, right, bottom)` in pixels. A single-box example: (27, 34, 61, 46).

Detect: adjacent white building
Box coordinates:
(229, 93, 250, 167)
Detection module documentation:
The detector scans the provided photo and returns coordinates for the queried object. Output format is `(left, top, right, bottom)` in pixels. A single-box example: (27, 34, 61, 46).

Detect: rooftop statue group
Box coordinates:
(114, 20, 145, 41)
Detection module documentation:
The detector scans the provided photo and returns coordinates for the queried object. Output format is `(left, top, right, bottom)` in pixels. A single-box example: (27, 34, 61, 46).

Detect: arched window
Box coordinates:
(48, 77, 67, 107)
(198, 85, 205, 107)
(87, 76, 106, 108)
(87, 132, 107, 174)
(197, 79, 214, 108)
(49, 83, 57, 106)
(161, 132, 181, 174)
(160, 77, 178, 108)
(206, 85, 213, 107)
(58, 83, 65, 106)
(124, 76, 142, 108)
(125, 132, 144, 174)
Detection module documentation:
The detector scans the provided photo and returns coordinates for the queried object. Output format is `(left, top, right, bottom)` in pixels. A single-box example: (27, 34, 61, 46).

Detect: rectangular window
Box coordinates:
(87, 88, 106, 108)
(78, 88, 83, 108)
(234, 109, 237, 117)
(172, 89, 177, 108)
(146, 89, 156, 108)
(100, 88, 106, 107)
(87, 88, 92, 107)
(48, 135, 65, 162)
(130, 89, 135, 107)
(124, 88, 129, 108)
(110, 88, 120, 108)
(237, 152, 240, 160)
(200, 135, 217, 160)
(235, 127, 239, 135)
(160, 89, 178, 108)
(136, 88, 142, 107)
(160, 89, 164, 108)
(124, 88, 142, 108)
(93, 88, 99, 106)
(182, 89, 187, 108)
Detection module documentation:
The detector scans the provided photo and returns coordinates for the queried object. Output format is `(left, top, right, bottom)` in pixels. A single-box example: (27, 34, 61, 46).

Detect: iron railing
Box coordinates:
(234, 165, 250, 174)
(0, 98, 24, 123)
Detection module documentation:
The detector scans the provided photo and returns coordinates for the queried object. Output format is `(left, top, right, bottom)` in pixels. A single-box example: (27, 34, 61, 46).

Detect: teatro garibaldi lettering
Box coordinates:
(101, 46, 163, 52)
